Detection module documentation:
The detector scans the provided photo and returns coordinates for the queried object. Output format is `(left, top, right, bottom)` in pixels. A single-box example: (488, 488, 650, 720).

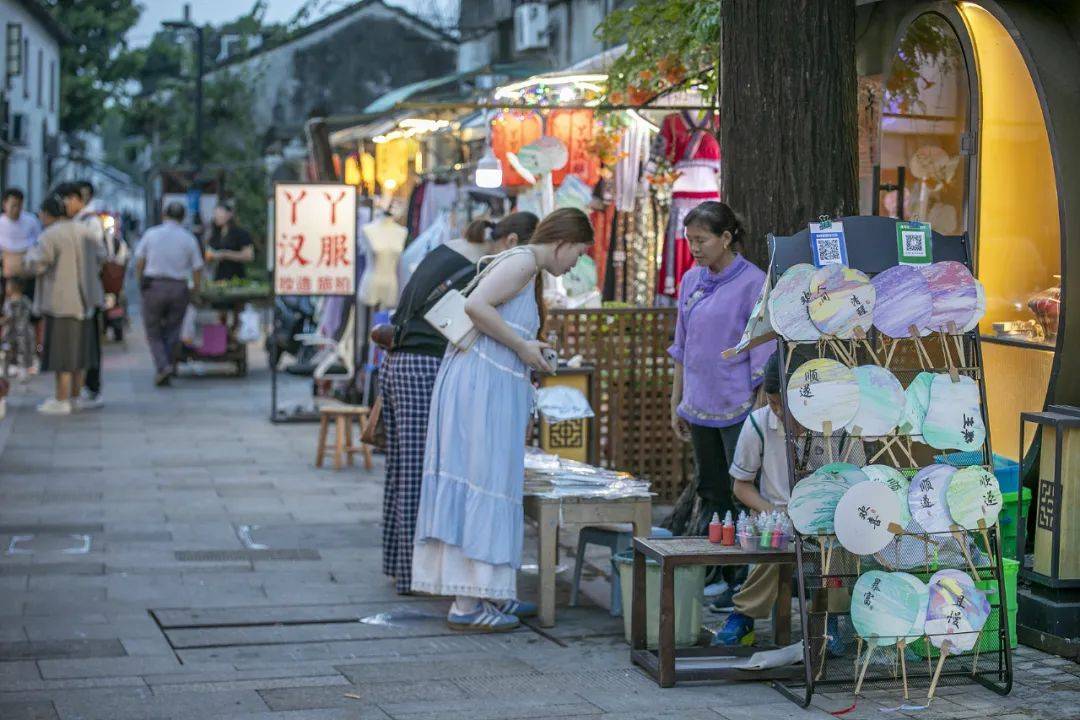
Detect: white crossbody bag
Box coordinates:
(423, 246, 534, 352)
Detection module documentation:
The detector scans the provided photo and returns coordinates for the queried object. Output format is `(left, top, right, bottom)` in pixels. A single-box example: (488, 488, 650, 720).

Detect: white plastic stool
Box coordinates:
(570, 524, 672, 616)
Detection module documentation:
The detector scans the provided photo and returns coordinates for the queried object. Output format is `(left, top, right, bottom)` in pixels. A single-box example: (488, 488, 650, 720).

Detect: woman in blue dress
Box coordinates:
(411, 208, 594, 632)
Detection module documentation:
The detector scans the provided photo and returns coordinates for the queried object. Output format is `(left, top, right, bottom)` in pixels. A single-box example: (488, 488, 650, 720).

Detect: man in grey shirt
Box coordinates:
(134, 202, 203, 386)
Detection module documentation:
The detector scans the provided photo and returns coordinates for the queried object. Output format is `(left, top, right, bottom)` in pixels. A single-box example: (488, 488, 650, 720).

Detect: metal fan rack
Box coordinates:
(766, 216, 1013, 708)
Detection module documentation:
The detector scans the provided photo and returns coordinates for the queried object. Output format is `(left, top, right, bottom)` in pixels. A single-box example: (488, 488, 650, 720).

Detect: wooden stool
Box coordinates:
(315, 403, 374, 471)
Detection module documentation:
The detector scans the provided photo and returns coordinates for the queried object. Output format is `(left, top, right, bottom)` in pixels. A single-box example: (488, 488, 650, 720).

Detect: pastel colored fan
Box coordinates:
(846, 365, 906, 437)
(863, 464, 911, 527)
(807, 265, 876, 338)
(946, 466, 1003, 530)
(926, 568, 991, 650)
(922, 374, 985, 452)
(961, 279, 987, 333)
(919, 260, 977, 334)
(899, 371, 934, 437)
(852, 571, 926, 645)
(788, 463, 866, 535)
(834, 480, 902, 555)
(871, 265, 933, 338)
(787, 358, 859, 432)
(769, 263, 820, 341)
(908, 464, 957, 534)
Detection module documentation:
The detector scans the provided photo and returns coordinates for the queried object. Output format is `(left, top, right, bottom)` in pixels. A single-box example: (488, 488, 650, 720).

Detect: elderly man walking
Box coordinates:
(134, 202, 203, 386)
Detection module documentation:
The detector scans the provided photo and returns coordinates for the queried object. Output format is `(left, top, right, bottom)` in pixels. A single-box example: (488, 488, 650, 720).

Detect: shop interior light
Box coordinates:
(474, 146, 503, 188)
(398, 118, 450, 133)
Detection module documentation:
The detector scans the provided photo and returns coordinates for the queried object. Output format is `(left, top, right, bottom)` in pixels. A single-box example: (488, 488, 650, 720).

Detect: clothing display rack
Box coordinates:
(767, 216, 1012, 708)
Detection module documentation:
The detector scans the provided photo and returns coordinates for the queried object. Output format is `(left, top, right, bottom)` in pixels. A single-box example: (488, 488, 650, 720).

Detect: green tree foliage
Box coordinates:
(594, 0, 721, 100)
(42, 0, 141, 135)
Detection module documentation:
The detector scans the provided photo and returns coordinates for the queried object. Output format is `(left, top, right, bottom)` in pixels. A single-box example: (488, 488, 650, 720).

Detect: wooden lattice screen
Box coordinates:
(545, 307, 690, 503)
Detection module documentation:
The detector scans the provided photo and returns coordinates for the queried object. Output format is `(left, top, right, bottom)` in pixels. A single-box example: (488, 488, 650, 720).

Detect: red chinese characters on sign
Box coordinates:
(274, 184, 356, 296)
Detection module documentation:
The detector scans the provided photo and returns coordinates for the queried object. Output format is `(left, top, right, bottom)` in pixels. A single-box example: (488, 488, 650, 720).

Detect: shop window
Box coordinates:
(878, 13, 970, 236)
(961, 3, 1061, 349)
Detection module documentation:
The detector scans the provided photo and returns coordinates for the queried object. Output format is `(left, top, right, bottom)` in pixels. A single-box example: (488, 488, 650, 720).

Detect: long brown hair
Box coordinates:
(528, 208, 594, 334)
(463, 211, 540, 245)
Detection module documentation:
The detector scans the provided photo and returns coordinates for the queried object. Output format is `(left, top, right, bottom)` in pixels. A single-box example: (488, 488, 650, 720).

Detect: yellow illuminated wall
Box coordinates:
(962, 3, 1061, 331)
(375, 138, 419, 195)
(960, 3, 1062, 459)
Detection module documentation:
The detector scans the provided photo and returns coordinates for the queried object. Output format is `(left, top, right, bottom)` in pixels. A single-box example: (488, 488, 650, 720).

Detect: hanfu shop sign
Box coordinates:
(273, 183, 357, 295)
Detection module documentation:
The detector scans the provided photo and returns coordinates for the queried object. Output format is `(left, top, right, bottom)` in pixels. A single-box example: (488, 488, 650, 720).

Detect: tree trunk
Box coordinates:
(721, 0, 859, 268)
(665, 0, 859, 533)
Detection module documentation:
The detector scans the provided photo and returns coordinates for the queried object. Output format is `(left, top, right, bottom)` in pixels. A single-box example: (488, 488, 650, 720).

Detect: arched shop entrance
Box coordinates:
(875, 0, 1080, 653)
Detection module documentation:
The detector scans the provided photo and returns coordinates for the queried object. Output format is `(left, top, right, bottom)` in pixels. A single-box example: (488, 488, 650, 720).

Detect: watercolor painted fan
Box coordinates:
(871, 265, 933, 339)
(788, 463, 867, 536)
(807, 265, 876, 339)
(845, 365, 906, 438)
(863, 465, 911, 527)
(851, 570, 929, 696)
(769, 263, 820, 342)
(924, 569, 991, 701)
(787, 358, 859, 433)
(899, 371, 935, 438)
(961, 279, 987, 333)
(908, 464, 957, 534)
(919, 261, 978, 335)
(922, 374, 985, 452)
(946, 466, 1002, 530)
(834, 481, 902, 555)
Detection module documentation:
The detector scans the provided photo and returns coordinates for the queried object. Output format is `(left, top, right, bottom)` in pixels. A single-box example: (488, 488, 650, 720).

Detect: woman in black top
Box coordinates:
(206, 202, 254, 281)
(380, 212, 538, 595)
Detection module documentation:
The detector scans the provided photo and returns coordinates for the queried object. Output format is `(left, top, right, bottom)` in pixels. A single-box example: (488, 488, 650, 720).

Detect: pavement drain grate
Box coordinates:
(174, 549, 321, 561)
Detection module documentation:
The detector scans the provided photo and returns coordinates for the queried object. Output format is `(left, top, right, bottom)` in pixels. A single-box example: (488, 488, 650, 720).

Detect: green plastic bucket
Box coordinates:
(1000, 487, 1031, 560)
(614, 550, 705, 648)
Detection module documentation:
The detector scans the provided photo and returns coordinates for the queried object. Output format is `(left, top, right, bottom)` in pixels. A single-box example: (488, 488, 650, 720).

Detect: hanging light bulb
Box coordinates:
(475, 145, 503, 188)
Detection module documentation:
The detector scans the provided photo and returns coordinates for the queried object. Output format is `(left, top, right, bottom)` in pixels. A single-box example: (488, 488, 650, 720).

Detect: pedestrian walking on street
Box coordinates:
(411, 208, 593, 632)
(381, 212, 538, 595)
(205, 201, 254, 281)
(24, 193, 105, 415)
(134, 202, 203, 387)
(0, 188, 41, 286)
(58, 182, 109, 409)
(668, 202, 770, 599)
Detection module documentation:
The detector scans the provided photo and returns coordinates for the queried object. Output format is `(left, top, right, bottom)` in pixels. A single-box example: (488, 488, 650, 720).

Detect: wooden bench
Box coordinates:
(631, 536, 797, 688)
(315, 403, 373, 471)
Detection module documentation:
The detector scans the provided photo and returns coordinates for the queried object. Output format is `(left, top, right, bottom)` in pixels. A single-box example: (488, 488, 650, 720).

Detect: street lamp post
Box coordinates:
(164, 7, 206, 230)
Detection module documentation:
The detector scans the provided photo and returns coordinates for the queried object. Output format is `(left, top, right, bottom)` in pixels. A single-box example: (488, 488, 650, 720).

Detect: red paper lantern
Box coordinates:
(491, 111, 543, 186)
(548, 108, 600, 187)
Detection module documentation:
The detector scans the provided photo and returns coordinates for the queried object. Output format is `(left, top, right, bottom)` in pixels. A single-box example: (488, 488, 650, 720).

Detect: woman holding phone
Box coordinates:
(411, 208, 594, 632)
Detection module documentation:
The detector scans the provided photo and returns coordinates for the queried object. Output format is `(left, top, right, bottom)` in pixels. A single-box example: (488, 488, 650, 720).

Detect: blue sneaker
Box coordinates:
(447, 601, 520, 633)
(711, 611, 755, 646)
(493, 598, 537, 618)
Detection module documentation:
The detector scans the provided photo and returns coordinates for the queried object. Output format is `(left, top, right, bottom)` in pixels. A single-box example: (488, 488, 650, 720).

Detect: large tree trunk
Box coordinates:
(721, 0, 859, 267)
(666, 0, 859, 535)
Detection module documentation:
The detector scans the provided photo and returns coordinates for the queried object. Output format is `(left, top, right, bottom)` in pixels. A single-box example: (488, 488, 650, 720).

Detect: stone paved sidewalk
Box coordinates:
(0, 324, 1076, 720)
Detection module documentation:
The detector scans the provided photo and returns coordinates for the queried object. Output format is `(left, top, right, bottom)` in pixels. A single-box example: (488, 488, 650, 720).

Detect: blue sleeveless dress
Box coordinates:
(411, 273, 539, 599)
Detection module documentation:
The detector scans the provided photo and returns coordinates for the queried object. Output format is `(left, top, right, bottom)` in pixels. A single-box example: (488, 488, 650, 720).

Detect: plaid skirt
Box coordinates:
(380, 351, 442, 594)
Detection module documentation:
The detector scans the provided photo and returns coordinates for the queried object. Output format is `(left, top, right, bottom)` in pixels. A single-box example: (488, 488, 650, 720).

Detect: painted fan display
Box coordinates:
(908, 464, 957, 534)
(871, 264, 933, 339)
(851, 570, 930, 695)
(788, 463, 867, 536)
(845, 365, 906, 437)
(961, 279, 987, 333)
(946, 466, 1002, 530)
(787, 358, 859, 433)
(769, 263, 820, 341)
(863, 464, 911, 528)
(924, 570, 991, 700)
(834, 481, 902, 555)
(922, 374, 986, 452)
(900, 371, 934, 437)
(920, 261, 978, 335)
(807, 265, 876, 339)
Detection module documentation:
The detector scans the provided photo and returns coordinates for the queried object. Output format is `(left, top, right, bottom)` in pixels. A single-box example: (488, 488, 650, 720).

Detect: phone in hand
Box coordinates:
(541, 347, 558, 373)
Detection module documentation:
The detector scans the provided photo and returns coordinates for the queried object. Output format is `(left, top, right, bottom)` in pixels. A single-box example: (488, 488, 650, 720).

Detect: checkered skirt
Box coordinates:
(380, 351, 442, 593)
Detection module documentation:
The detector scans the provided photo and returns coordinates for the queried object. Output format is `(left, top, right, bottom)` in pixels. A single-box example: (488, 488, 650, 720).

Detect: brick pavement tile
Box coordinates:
(712, 701, 835, 720)
(149, 675, 350, 694)
(49, 687, 269, 720)
(0, 676, 147, 692)
(0, 700, 58, 719)
(0, 639, 125, 662)
(374, 697, 602, 720)
(142, 663, 340, 686)
(335, 656, 536, 684)
(37, 655, 181, 679)
(203, 710, 391, 720)
(258, 680, 466, 711)
(0, 660, 41, 682)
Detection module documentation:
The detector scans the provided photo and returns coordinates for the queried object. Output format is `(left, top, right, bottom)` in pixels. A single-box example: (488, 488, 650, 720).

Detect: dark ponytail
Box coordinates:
(464, 218, 495, 244)
(492, 211, 539, 244)
(683, 201, 746, 251)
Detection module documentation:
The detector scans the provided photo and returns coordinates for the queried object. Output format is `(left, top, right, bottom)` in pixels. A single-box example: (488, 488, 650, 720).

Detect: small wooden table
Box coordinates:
(631, 536, 796, 688)
(523, 493, 652, 628)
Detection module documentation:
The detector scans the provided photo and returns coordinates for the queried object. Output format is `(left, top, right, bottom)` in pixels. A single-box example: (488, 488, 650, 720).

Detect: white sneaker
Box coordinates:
(77, 389, 104, 410)
(37, 398, 73, 415)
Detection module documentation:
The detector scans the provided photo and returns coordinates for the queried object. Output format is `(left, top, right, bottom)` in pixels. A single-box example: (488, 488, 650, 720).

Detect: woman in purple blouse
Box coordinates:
(669, 202, 771, 538)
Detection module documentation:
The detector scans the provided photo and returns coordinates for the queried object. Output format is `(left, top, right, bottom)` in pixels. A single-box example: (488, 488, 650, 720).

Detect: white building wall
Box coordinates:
(0, 0, 61, 210)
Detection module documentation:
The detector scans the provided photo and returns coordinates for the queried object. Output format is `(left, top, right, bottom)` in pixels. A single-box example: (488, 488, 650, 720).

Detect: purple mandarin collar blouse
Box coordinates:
(668, 255, 771, 428)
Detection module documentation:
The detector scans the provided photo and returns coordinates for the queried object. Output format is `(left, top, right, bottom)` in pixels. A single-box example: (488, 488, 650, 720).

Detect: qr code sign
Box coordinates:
(903, 230, 926, 255)
(817, 237, 842, 264)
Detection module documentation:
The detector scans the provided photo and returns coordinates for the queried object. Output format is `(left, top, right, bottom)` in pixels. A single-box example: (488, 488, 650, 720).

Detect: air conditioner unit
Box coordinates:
(514, 3, 549, 52)
(8, 113, 26, 145)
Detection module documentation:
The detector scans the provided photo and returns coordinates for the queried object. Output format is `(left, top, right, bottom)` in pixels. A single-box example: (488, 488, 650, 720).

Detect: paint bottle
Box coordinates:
(721, 510, 735, 546)
(771, 518, 784, 548)
(759, 512, 773, 548)
(708, 512, 723, 543)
